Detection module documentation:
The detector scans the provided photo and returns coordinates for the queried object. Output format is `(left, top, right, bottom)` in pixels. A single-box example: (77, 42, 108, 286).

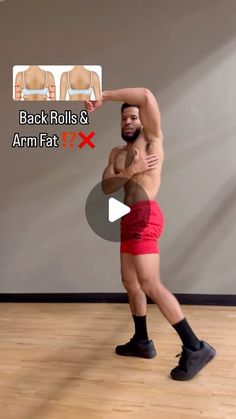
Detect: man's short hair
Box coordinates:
(121, 103, 140, 113)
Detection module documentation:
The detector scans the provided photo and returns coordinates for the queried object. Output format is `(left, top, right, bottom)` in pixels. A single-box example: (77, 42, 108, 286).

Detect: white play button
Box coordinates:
(108, 198, 131, 222)
(85, 177, 149, 242)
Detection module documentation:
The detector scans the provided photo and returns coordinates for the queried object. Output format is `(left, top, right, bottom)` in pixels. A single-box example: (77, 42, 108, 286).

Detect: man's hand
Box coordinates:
(84, 100, 103, 113)
(130, 148, 159, 175)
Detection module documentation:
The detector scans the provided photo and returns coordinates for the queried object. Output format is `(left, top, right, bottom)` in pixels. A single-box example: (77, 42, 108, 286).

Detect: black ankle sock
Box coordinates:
(172, 318, 201, 351)
(133, 315, 149, 341)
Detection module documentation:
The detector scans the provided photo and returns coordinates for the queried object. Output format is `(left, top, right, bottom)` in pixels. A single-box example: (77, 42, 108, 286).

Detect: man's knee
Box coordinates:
(138, 276, 162, 295)
(121, 276, 141, 293)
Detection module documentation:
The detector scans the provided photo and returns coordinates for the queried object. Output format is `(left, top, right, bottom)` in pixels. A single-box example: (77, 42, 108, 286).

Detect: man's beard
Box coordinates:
(121, 127, 141, 143)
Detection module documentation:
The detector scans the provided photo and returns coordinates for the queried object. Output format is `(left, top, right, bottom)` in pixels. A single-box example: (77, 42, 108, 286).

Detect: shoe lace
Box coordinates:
(176, 348, 189, 371)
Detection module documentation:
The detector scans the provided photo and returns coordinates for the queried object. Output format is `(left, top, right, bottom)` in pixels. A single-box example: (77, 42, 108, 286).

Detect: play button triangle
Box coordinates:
(108, 198, 131, 222)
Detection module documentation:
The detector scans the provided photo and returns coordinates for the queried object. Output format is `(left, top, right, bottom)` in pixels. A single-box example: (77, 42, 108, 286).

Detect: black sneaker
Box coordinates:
(170, 340, 216, 381)
(115, 336, 157, 359)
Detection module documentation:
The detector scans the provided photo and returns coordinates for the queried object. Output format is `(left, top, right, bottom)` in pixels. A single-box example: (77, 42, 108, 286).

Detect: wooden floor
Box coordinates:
(0, 303, 235, 419)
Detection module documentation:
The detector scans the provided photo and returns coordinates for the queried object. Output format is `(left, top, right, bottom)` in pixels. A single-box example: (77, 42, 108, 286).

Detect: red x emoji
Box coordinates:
(78, 131, 95, 149)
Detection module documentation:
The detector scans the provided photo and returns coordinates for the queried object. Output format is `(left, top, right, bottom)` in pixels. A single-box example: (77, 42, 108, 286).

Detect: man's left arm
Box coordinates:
(85, 88, 163, 153)
(102, 88, 161, 141)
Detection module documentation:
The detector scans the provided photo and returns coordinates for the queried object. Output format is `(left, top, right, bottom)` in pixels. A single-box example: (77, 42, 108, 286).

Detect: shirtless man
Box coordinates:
(85, 88, 216, 381)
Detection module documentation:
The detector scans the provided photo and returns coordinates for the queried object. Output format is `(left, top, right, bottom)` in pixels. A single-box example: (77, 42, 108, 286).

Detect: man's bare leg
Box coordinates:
(120, 253, 146, 316)
(133, 254, 184, 325)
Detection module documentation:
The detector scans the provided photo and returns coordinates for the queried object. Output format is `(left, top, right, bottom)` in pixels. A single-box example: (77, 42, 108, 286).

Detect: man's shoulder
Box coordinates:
(110, 145, 127, 155)
(108, 146, 127, 163)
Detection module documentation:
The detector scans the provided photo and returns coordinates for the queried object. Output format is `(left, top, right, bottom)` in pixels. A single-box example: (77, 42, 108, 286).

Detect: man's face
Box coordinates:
(121, 107, 142, 143)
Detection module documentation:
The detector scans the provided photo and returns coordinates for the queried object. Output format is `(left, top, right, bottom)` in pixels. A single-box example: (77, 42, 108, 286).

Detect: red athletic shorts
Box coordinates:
(120, 200, 164, 255)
